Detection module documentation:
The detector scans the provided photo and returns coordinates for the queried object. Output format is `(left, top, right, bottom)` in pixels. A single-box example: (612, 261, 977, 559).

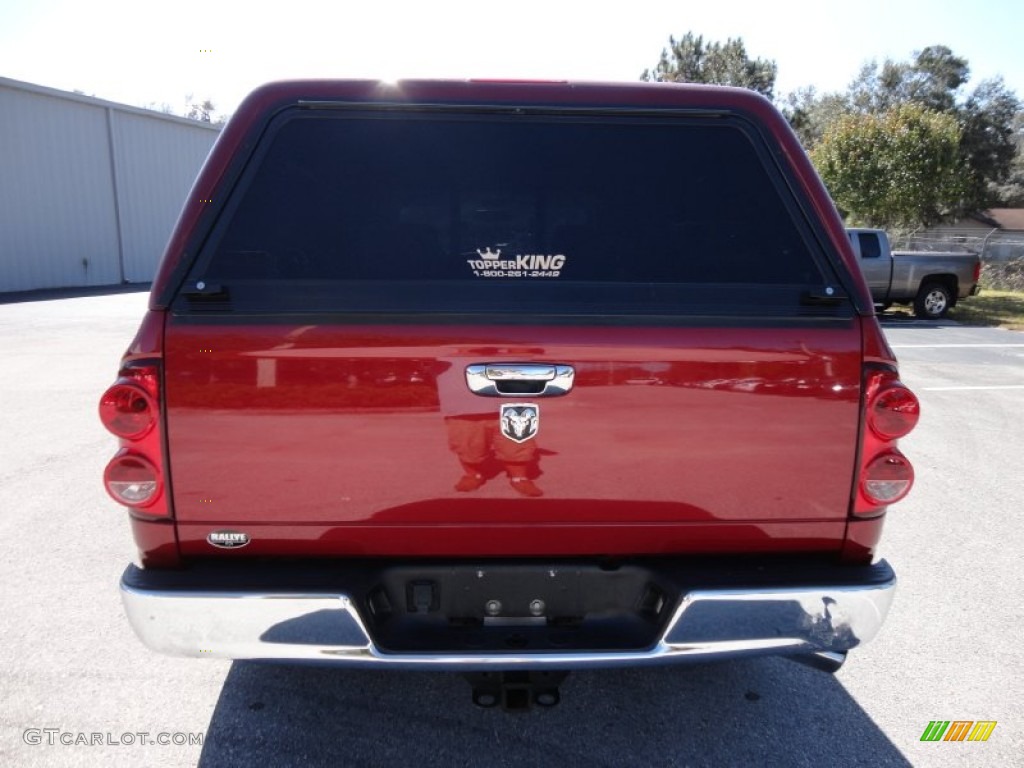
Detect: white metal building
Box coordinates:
(0, 77, 220, 293)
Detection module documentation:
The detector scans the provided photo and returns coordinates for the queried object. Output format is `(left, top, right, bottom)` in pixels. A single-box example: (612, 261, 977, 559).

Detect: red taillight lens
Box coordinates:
(100, 359, 168, 516)
(104, 452, 161, 507)
(99, 383, 155, 439)
(869, 384, 920, 440)
(862, 451, 914, 505)
(973, 261, 982, 283)
(855, 368, 919, 516)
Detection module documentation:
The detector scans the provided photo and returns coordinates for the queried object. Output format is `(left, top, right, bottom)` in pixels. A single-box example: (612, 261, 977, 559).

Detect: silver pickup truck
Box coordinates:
(846, 228, 981, 318)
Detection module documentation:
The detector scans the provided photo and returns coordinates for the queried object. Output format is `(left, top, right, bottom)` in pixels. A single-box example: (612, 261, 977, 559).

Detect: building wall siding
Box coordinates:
(0, 78, 218, 293)
(111, 111, 215, 283)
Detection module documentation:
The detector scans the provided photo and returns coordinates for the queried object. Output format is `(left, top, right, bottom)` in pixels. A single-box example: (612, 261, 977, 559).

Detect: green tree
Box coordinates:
(783, 86, 851, 148)
(958, 77, 1021, 210)
(788, 46, 1021, 215)
(811, 104, 965, 228)
(992, 111, 1024, 206)
(641, 32, 777, 98)
(848, 46, 969, 114)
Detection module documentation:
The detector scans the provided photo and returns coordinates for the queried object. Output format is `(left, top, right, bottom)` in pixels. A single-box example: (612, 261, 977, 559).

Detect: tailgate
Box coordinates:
(165, 321, 862, 556)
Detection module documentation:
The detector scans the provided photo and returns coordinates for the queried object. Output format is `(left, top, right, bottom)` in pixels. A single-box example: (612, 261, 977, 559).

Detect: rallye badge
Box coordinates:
(500, 404, 539, 443)
(207, 530, 250, 549)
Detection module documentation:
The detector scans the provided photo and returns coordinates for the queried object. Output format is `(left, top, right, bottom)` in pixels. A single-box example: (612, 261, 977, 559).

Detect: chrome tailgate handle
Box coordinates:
(465, 364, 575, 397)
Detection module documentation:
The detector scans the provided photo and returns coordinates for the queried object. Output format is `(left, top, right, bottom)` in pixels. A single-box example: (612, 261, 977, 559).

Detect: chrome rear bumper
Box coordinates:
(120, 560, 895, 670)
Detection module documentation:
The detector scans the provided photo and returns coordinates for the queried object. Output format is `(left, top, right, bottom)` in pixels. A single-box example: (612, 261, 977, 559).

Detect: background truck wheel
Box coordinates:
(914, 282, 953, 319)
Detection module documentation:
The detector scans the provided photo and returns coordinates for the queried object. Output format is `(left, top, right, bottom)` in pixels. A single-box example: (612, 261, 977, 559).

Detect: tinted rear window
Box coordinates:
(186, 110, 837, 316)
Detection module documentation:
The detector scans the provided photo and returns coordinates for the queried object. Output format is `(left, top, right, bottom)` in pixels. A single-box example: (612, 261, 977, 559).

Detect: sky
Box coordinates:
(1, 0, 1022, 118)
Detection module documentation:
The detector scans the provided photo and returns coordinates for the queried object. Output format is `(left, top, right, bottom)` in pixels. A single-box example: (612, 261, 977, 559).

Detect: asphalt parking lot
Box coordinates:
(1, 292, 1021, 767)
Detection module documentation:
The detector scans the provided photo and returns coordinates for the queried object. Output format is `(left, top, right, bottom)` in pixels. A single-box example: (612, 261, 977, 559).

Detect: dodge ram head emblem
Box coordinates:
(500, 404, 539, 443)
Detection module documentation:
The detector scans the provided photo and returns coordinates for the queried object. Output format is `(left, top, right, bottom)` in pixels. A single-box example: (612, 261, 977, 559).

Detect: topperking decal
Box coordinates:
(500, 404, 539, 443)
(467, 248, 566, 278)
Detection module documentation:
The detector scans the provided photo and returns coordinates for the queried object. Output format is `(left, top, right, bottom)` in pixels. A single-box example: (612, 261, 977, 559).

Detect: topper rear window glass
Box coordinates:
(202, 112, 823, 284)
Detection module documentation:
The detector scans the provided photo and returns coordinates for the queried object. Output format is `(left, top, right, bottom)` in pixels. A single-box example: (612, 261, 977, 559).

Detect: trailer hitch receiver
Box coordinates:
(464, 671, 569, 711)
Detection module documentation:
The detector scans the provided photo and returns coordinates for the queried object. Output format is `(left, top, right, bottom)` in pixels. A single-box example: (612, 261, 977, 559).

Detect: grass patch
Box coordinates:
(948, 290, 1024, 330)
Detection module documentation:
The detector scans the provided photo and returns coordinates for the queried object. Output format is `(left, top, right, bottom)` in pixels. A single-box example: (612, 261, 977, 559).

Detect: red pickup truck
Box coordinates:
(102, 80, 919, 708)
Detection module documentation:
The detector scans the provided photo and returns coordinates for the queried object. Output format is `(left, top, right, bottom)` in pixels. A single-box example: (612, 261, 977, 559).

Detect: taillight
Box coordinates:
(973, 261, 982, 284)
(862, 451, 914, 505)
(100, 360, 168, 516)
(104, 452, 161, 506)
(868, 381, 920, 440)
(855, 368, 920, 516)
(99, 383, 156, 439)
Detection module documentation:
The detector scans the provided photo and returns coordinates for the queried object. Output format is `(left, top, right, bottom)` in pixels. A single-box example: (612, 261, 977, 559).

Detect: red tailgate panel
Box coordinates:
(165, 321, 862, 556)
